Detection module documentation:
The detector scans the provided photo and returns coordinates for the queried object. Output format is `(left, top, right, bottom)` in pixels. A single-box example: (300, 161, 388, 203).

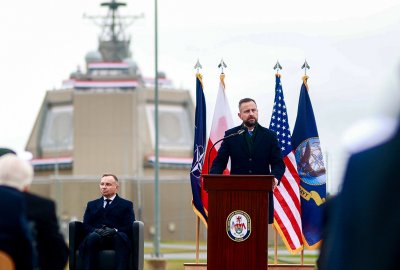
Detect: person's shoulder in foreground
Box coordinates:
(0, 153, 34, 269)
(23, 192, 69, 270)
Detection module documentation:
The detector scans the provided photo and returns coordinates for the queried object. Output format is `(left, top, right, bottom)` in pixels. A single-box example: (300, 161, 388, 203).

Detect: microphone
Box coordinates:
(207, 129, 245, 174)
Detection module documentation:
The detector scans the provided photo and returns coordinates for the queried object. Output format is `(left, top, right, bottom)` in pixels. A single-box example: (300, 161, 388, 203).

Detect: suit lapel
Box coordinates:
(96, 197, 104, 211)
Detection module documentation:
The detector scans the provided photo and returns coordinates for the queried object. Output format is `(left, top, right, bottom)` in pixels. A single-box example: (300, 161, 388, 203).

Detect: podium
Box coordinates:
(203, 175, 273, 270)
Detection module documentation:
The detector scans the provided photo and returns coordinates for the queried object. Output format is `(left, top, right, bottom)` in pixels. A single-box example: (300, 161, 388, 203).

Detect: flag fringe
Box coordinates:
(273, 221, 304, 255)
(191, 200, 208, 228)
(302, 235, 322, 250)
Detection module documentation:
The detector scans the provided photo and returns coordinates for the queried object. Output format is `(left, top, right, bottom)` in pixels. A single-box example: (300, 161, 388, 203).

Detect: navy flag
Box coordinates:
(292, 76, 326, 249)
(190, 73, 208, 225)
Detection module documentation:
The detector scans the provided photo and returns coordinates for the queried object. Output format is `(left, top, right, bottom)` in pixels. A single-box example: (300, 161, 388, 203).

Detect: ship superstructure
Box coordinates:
(25, 0, 201, 242)
(62, 0, 171, 90)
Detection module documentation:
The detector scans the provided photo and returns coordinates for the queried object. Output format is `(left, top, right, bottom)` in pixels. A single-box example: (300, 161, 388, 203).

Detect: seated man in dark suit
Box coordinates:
(0, 153, 34, 270)
(80, 173, 136, 270)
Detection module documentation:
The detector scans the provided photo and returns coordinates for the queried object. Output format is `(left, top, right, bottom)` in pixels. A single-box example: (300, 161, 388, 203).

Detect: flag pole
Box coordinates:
(153, 0, 161, 258)
(301, 249, 304, 265)
(274, 225, 278, 264)
(193, 59, 203, 264)
(300, 60, 309, 266)
(272, 60, 282, 264)
(196, 216, 200, 263)
(272, 61, 281, 266)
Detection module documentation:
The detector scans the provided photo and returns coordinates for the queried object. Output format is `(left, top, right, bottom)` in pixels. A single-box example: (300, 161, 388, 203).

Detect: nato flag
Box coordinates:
(190, 73, 208, 224)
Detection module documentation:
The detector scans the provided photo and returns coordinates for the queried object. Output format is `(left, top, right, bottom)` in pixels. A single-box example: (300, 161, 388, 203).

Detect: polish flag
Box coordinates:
(200, 73, 235, 217)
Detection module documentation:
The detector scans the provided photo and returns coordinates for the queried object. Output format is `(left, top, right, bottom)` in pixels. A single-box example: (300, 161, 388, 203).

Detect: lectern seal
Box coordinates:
(226, 210, 251, 242)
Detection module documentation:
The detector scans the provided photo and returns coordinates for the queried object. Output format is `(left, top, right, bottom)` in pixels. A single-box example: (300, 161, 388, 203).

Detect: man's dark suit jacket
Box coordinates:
(82, 194, 135, 245)
(0, 186, 33, 270)
(321, 125, 400, 270)
(23, 192, 68, 270)
(210, 124, 285, 223)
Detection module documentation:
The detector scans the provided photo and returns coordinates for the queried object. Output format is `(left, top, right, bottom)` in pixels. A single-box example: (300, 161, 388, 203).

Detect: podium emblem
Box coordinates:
(226, 210, 251, 242)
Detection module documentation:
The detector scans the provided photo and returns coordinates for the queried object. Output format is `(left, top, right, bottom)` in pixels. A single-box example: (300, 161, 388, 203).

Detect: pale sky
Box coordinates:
(1, 0, 399, 192)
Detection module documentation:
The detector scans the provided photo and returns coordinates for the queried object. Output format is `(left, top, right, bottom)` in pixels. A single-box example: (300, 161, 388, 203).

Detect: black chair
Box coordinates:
(69, 221, 144, 270)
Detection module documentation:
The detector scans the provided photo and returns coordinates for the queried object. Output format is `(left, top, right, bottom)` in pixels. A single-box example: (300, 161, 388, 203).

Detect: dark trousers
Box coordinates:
(81, 232, 131, 270)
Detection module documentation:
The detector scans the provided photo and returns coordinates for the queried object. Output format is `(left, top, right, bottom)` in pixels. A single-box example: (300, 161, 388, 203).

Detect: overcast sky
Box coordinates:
(1, 0, 399, 192)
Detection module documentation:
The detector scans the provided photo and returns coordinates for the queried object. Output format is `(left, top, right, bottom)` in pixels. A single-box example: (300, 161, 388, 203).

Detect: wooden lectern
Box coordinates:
(203, 175, 273, 270)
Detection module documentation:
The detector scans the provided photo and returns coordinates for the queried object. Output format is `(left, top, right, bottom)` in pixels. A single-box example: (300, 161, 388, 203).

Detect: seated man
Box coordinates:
(80, 173, 136, 270)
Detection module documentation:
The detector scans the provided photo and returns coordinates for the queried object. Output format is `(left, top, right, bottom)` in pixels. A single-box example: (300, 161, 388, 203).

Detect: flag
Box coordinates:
(292, 76, 326, 249)
(190, 73, 208, 225)
(200, 73, 235, 224)
(269, 74, 303, 254)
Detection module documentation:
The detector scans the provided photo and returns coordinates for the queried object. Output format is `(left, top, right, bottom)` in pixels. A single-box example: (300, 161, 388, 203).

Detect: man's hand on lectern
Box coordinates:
(272, 178, 278, 190)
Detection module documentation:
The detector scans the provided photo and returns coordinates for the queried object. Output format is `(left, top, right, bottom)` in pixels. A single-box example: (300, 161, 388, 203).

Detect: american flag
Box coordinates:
(269, 74, 303, 253)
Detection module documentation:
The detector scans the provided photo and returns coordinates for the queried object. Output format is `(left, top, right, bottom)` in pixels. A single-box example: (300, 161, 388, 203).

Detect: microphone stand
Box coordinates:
(207, 129, 245, 174)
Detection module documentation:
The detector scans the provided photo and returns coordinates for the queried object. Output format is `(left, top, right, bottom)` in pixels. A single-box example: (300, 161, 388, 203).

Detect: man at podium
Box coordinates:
(210, 97, 285, 223)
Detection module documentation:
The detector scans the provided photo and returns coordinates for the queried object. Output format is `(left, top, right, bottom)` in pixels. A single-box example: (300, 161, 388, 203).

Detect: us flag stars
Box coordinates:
(269, 85, 292, 155)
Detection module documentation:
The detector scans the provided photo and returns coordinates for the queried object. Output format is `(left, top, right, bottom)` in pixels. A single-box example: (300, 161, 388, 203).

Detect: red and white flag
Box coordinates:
(200, 73, 235, 219)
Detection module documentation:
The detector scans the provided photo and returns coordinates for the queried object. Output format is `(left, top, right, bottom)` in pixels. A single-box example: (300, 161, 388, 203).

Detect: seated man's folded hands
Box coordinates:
(95, 226, 117, 238)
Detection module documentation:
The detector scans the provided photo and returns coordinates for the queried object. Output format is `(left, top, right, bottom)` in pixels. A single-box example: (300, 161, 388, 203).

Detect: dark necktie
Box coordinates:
(104, 199, 112, 208)
(248, 130, 253, 137)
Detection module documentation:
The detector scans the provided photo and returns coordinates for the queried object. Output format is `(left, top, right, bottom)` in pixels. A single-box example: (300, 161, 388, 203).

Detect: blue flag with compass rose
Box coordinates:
(292, 76, 326, 249)
(190, 73, 208, 224)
